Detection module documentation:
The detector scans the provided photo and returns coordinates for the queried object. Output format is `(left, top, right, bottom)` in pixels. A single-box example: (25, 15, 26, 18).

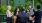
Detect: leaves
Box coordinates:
(40, 0, 42, 3)
(1, 5, 7, 14)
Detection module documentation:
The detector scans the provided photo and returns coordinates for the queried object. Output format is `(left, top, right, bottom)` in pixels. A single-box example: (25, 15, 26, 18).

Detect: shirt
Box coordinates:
(6, 10, 12, 17)
(28, 8, 35, 15)
(17, 12, 29, 23)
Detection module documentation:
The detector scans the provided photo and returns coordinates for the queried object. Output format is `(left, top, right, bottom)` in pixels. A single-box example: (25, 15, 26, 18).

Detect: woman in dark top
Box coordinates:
(14, 8, 20, 23)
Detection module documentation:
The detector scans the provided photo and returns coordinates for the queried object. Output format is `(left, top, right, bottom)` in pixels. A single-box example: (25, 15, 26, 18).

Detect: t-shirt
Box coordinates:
(28, 8, 35, 15)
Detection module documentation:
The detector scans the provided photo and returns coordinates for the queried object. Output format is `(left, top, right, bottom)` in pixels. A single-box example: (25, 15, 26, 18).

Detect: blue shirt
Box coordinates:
(17, 12, 29, 23)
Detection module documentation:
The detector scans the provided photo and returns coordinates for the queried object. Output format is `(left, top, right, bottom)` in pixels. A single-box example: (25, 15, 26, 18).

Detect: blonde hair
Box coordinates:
(7, 5, 11, 10)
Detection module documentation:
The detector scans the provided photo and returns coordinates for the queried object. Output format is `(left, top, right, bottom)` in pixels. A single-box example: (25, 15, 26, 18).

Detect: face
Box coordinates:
(28, 5, 31, 9)
(17, 8, 19, 12)
(7, 6, 11, 10)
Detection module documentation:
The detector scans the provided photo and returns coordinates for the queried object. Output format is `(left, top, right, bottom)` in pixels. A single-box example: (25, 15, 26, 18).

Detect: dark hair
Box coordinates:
(37, 5, 40, 9)
(25, 10, 27, 13)
(25, 10, 29, 13)
(21, 8, 25, 11)
(14, 8, 19, 16)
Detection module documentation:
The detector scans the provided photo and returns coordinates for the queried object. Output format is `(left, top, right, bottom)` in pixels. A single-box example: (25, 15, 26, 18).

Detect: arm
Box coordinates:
(14, 16, 17, 23)
(29, 12, 36, 20)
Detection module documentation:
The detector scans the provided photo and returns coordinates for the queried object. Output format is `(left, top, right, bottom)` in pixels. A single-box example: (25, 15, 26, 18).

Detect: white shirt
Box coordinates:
(6, 10, 12, 17)
(29, 8, 34, 15)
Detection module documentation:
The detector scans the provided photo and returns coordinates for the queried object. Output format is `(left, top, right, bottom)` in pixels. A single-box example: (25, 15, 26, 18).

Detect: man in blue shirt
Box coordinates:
(17, 8, 29, 23)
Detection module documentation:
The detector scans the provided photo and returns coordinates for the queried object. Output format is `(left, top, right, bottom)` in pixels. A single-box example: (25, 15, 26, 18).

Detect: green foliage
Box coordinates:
(1, 0, 42, 14)
(25, 0, 28, 9)
(34, 0, 40, 9)
(40, 0, 42, 3)
(34, 0, 38, 6)
(34, 0, 42, 9)
(11, 6, 16, 12)
(0, 0, 29, 14)
(9, 0, 14, 7)
(0, 5, 7, 14)
(17, 4, 22, 12)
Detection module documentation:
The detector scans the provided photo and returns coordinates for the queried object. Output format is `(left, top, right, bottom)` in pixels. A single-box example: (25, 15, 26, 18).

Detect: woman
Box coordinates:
(6, 6, 13, 23)
(14, 8, 20, 23)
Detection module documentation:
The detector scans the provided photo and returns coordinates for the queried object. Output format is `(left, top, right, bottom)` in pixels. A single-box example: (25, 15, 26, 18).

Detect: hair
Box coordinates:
(37, 5, 40, 9)
(6, 5, 11, 11)
(21, 8, 25, 11)
(14, 8, 20, 16)
(7, 5, 11, 9)
(25, 10, 29, 13)
(25, 10, 27, 13)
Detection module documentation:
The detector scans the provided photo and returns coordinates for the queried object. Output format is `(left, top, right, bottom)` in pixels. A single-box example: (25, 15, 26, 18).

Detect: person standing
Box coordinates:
(17, 8, 29, 23)
(14, 8, 20, 23)
(27, 5, 35, 23)
(33, 5, 42, 23)
(6, 6, 13, 23)
(28, 5, 35, 15)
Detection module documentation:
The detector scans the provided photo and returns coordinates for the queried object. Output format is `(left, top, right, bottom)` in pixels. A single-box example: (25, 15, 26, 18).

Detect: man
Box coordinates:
(33, 5, 42, 23)
(17, 8, 29, 23)
(28, 5, 35, 15)
(28, 5, 35, 23)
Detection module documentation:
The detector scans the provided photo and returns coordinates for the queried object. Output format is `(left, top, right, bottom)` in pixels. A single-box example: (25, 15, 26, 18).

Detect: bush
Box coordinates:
(0, 5, 7, 14)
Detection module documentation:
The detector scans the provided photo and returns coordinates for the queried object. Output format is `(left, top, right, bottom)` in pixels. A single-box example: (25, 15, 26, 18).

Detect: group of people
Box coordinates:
(6, 5, 42, 23)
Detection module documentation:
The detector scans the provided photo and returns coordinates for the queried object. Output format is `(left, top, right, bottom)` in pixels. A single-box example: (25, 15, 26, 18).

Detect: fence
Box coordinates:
(0, 14, 7, 22)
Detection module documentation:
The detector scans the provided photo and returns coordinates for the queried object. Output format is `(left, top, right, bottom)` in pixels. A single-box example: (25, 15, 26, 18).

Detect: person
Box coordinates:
(28, 4, 35, 15)
(14, 8, 20, 23)
(17, 8, 29, 23)
(27, 5, 35, 23)
(6, 6, 13, 23)
(32, 5, 42, 23)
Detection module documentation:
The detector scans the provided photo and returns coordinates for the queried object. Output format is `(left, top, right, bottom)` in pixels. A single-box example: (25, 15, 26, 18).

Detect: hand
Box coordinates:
(29, 16, 34, 20)
(14, 16, 17, 20)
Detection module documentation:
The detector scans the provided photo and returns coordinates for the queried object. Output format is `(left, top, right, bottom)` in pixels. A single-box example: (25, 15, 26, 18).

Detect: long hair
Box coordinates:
(14, 8, 20, 16)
